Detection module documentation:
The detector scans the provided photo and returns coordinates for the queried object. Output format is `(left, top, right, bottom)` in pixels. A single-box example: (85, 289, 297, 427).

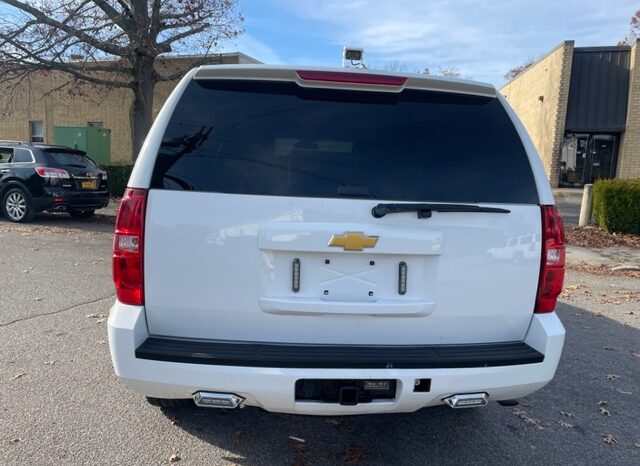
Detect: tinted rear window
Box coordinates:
(45, 150, 96, 168)
(151, 80, 538, 204)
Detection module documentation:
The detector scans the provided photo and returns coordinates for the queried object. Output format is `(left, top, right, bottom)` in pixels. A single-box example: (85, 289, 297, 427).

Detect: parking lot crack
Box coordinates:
(0, 294, 115, 328)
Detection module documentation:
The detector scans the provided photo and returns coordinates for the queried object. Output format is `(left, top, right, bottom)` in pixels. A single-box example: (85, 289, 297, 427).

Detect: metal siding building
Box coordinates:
(565, 47, 630, 133)
(501, 40, 640, 186)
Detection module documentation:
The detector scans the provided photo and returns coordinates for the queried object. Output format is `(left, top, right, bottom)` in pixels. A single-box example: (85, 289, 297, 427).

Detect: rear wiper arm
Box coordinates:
(371, 203, 511, 219)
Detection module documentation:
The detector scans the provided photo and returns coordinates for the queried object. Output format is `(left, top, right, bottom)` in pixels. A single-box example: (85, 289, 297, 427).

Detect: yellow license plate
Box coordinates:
(81, 180, 95, 189)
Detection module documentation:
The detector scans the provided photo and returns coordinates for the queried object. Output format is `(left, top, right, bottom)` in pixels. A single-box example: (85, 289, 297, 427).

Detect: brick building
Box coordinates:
(501, 40, 640, 187)
(0, 52, 259, 163)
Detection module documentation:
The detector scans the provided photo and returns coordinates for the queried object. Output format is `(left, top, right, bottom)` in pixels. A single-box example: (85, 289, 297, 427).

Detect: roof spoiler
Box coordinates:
(194, 65, 496, 98)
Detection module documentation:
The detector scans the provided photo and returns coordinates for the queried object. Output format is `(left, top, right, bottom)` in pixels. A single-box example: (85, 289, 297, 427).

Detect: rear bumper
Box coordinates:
(34, 189, 109, 211)
(108, 303, 565, 415)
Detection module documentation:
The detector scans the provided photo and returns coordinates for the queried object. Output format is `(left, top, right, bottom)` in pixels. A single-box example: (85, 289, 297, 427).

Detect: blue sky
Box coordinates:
(225, 0, 638, 85)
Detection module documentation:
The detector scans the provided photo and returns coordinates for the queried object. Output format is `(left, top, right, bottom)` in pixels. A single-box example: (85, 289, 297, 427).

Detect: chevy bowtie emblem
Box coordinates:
(328, 231, 379, 251)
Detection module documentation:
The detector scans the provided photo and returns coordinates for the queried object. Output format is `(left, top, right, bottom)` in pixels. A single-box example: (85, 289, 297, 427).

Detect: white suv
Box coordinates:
(108, 65, 565, 415)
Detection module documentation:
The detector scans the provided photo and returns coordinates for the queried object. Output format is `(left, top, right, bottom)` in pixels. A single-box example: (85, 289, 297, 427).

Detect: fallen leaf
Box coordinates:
(11, 373, 26, 380)
(342, 445, 366, 464)
(167, 448, 180, 463)
(560, 411, 575, 418)
(291, 443, 306, 454)
(326, 417, 350, 432)
(34, 297, 43, 302)
(96, 318, 106, 324)
(598, 406, 611, 416)
(606, 374, 620, 381)
(10, 438, 22, 444)
(513, 409, 546, 430)
(557, 420, 573, 428)
(602, 434, 617, 445)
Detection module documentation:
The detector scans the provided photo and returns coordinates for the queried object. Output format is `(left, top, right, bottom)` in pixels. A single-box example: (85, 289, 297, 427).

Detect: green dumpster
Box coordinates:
(53, 126, 111, 164)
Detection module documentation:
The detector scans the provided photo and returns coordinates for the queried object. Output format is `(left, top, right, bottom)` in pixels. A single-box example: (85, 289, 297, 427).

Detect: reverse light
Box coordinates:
(35, 167, 70, 178)
(296, 70, 407, 86)
(398, 262, 408, 295)
(292, 258, 301, 293)
(535, 205, 565, 313)
(112, 188, 147, 305)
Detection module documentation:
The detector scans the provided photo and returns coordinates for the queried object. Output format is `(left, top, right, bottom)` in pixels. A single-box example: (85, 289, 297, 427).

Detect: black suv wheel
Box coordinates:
(2, 187, 35, 222)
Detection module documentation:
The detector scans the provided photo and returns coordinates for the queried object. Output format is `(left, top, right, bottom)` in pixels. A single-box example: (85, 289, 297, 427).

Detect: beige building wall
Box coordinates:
(618, 40, 640, 179)
(0, 53, 258, 163)
(500, 41, 575, 187)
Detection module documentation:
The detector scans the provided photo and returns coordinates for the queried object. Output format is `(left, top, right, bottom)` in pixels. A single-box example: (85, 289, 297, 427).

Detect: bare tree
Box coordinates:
(504, 58, 535, 81)
(619, 9, 640, 45)
(381, 61, 409, 72)
(420, 66, 461, 78)
(0, 0, 243, 160)
(436, 66, 460, 78)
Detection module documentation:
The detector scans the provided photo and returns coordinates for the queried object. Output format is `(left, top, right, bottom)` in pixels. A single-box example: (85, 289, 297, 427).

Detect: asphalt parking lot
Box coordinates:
(1, 212, 640, 465)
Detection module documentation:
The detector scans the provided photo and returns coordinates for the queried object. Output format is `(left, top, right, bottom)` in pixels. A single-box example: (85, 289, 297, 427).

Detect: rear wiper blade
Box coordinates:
(371, 203, 511, 219)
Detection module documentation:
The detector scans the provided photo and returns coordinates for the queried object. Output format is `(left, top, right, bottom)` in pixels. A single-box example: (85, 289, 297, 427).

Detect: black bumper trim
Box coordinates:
(135, 337, 544, 369)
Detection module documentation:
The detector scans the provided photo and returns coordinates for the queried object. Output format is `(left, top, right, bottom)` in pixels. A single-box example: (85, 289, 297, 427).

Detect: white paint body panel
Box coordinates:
(144, 190, 542, 344)
(108, 303, 565, 414)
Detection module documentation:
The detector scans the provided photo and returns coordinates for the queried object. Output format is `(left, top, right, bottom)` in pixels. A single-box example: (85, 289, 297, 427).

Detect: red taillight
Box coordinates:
(535, 205, 565, 313)
(296, 70, 407, 86)
(113, 188, 147, 305)
(35, 167, 70, 178)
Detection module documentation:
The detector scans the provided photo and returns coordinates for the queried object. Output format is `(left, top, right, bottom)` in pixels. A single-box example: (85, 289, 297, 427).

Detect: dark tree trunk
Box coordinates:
(129, 56, 155, 161)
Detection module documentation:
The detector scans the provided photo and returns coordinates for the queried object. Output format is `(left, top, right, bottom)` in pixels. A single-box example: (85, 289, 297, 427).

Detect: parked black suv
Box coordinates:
(0, 141, 109, 222)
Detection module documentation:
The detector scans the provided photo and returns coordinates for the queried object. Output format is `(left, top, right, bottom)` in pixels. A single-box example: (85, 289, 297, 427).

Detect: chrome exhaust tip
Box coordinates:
(443, 393, 488, 409)
(193, 391, 244, 409)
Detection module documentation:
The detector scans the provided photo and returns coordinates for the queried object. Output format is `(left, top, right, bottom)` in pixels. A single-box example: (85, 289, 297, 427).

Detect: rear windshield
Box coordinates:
(151, 79, 539, 204)
(45, 150, 96, 168)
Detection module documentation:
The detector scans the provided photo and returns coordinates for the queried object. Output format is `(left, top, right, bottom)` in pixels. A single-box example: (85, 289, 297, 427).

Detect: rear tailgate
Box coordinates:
(145, 192, 540, 344)
(142, 73, 543, 345)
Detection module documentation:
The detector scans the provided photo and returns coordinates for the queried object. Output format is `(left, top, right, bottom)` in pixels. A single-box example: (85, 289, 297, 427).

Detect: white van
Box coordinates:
(108, 66, 565, 415)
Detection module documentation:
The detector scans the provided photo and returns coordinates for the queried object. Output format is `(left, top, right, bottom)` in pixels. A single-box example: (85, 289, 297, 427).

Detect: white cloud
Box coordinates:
(274, 0, 638, 84)
(222, 33, 284, 64)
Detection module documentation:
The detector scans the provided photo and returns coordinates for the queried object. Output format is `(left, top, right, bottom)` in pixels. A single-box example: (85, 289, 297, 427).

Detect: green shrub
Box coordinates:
(592, 178, 640, 234)
(103, 164, 134, 197)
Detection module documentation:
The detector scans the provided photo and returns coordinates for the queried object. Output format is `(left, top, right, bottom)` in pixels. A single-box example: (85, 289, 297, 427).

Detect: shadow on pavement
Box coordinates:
(159, 303, 640, 465)
(0, 211, 114, 233)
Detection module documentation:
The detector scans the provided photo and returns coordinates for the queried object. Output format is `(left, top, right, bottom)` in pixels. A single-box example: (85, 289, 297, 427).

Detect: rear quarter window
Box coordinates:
(151, 79, 539, 204)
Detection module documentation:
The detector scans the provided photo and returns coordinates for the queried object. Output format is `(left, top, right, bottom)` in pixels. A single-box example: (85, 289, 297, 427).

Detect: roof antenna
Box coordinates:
(342, 46, 366, 69)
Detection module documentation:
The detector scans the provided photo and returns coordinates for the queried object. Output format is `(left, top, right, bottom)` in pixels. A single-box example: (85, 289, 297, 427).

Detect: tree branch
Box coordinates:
(2, 0, 124, 56)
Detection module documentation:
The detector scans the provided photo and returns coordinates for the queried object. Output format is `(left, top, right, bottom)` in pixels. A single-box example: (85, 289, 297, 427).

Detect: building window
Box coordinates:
(29, 121, 44, 143)
(87, 121, 104, 128)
